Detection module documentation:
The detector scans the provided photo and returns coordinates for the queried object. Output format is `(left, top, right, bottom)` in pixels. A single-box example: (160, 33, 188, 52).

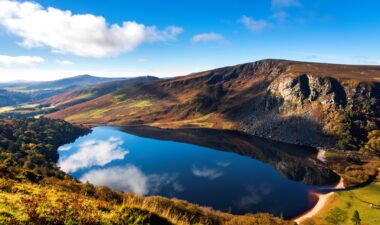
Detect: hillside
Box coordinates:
(0, 75, 126, 106)
(0, 89, 30, 107)
(46, 59, 380, 150)
(0, 76, 158, 119)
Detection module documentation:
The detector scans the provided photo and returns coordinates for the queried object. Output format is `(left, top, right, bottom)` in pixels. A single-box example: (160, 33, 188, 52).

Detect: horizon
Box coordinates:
(1, 0, 380, 81)
(3, 58, 380, 82)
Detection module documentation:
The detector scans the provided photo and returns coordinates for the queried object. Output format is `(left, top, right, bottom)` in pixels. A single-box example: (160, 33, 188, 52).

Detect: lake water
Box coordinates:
(58, 126, 339, 219)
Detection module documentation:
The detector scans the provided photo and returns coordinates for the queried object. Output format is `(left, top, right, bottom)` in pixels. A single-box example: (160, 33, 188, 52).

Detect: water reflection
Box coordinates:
(236, 184, 272, 209)
(192, 165, 224, 180)
(80, 165, 182, 195)
(59, 136, 128, 173)
(58, 126, 339, 219)
(58, 145, 72, 151)
(122, 126, 339, 185)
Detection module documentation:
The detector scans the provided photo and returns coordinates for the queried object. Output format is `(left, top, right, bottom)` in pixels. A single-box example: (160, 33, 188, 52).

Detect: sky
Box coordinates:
(0, 0, 379, 81)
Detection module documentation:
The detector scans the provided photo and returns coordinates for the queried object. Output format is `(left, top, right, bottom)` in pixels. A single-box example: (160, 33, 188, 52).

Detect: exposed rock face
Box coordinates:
(230, 62, 379, 148)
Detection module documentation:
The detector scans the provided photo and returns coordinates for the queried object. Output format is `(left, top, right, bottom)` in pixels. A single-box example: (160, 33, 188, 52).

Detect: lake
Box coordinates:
(58, 126, 339, 219)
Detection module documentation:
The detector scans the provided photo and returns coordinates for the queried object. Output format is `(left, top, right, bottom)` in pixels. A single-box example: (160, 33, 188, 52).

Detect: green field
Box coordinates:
(310, 170, 380, 225)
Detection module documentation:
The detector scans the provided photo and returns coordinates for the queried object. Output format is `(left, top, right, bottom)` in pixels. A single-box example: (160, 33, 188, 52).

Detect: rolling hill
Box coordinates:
(0, 75, 126, 106)
(40, 59, 379, 149)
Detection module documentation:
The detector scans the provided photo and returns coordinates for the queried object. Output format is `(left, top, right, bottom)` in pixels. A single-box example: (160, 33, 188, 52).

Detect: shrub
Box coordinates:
(325, 207, 347, 225)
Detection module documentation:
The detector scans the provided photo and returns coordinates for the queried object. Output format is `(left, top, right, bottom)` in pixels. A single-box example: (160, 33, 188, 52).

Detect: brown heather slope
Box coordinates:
(46, 59, 380, 149)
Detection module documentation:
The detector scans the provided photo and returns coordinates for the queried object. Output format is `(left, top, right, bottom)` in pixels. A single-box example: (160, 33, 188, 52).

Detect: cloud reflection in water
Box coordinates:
(80, 165, 183, 195)
(59, 136, 128, 173)
(58, 145, 72, 151)
(192, 165, 224, 180)
(236, 183, 272, 209)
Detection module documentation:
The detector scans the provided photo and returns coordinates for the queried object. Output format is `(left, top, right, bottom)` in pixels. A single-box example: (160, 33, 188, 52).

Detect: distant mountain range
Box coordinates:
(1, 59, 379, 150)
(0, 75, 126, 106)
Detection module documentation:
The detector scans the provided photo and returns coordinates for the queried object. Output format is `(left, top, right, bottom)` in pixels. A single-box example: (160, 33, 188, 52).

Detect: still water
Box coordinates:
(58, 126, 338, 219)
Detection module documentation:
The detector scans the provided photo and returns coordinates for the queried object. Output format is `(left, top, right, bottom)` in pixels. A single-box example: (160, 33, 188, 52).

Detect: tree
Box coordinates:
(351, 210, 361, 225)
(325, 207, 348, 225)
(361, 130, 380, 153)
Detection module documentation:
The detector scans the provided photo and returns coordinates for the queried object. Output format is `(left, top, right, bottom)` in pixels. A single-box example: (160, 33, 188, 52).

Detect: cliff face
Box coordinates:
(46, 59, 380, 149)
(236, 67, 379, 148)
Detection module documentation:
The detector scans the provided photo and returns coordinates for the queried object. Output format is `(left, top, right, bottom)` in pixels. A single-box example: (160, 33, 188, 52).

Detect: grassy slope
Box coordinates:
(0, 77, 158, 119)
(0, 178, 293, 225)
(307, 170, 380, 225)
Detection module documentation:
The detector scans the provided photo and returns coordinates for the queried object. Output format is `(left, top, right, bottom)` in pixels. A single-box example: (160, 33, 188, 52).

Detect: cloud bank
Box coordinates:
(0, 0, 183, 57)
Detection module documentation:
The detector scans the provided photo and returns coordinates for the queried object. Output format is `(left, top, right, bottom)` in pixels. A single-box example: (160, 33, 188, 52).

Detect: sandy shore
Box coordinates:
(293, 177, 345, 224)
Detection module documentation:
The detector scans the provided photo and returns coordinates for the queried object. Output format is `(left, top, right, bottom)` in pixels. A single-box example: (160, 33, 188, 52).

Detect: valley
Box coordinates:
(0, 59, 379, 225)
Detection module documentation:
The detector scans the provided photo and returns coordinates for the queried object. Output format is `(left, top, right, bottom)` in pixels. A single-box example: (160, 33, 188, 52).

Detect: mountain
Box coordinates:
(0, 75, 126, 106)
(44, 59, 380, 149)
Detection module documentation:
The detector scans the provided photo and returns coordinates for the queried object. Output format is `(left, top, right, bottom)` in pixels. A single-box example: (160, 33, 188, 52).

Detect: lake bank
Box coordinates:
(293, 178, 345, 224)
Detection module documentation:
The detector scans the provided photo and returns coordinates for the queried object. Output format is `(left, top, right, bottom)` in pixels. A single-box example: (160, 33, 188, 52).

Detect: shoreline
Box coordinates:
(293, 177, 345, 224)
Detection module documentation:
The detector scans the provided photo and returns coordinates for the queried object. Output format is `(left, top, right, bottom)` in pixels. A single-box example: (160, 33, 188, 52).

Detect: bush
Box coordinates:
(325, 207, 347, 225)
(94, 186, 123, 203)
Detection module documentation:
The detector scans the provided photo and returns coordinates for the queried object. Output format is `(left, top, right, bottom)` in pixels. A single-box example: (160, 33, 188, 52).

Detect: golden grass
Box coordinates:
(0, 178, 291, 225)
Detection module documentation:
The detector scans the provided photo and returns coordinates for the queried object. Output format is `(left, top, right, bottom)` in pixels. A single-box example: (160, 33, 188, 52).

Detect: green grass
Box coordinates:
(310, 170, 380, 225)
(130, 100, 152, 108)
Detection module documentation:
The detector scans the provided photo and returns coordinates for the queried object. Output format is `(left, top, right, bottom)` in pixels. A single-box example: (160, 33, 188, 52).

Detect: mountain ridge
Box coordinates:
(36, 59, 380, 149)
(0, 74, 129, 107)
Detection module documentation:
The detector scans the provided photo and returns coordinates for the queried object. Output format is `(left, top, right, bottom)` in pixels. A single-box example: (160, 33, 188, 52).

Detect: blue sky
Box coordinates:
(0, 0, 379, 81)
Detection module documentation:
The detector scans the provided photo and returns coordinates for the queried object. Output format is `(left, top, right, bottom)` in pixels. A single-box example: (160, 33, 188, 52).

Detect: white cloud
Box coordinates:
(192, 165, 223, 180)
(58, 136, 128, 173)
(272, 0, 300, 8)
(192, 33, 225, 43)
(56, 59, 73, 65)
(0, 0, 183, 58)
(0, 54, 44, 66)
(239, 16, 268, 32)
(80, 165, 183, 195)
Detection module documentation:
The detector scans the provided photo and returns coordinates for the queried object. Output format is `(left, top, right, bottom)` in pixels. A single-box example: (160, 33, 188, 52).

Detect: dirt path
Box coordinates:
(293, 178, 345, 224)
